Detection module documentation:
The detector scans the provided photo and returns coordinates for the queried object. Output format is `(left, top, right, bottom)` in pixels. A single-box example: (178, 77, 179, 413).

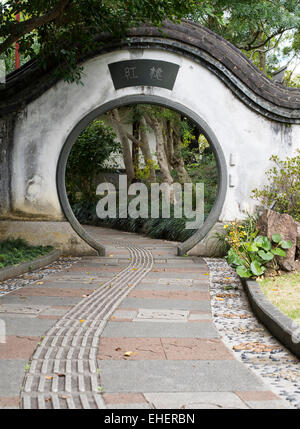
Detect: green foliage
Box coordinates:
(185, 150, 218, 219)
(193, 0, 300, 76)
(66, 119, 121, 202)
(0, 0, 197, 81)
(72, 197, 196, 242)
(222, 222, 292, 278)
(0, 239, 53, 269)
(251, 150, 300, 221)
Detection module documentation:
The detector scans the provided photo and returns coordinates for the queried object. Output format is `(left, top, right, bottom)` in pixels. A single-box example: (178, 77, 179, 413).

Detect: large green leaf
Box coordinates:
(279, 240, 292, 249)
(250, 260, 265, 277)
(254, 235, 271, 250)
(226, 248, 245, 266)
(246, 243, 259, 252)
(272, 234, 282, 243)
(271, 248, 286, 257)
(236, 265, 252, 278)
(258, 250, 274, 261)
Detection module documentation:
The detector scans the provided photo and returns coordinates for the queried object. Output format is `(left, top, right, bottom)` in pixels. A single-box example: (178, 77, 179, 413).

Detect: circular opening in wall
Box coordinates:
(57, 95, 227, 256)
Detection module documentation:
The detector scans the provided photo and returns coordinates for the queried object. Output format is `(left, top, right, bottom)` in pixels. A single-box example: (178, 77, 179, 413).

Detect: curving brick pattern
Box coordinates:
(20, 244, 153, 409)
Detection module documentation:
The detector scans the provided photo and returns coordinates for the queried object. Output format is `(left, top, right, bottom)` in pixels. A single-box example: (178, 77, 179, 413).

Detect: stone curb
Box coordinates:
(242, 278, 300, 359)
(0, 249, 61, 282)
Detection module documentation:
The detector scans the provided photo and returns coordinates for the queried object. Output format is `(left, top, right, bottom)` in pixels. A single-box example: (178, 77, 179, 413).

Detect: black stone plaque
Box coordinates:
(108, 59, 180, 90)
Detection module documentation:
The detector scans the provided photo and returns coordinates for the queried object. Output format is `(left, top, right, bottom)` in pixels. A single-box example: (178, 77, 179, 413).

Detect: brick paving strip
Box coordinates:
(17, 244, 153, 409)
(0, 227, 293, 409)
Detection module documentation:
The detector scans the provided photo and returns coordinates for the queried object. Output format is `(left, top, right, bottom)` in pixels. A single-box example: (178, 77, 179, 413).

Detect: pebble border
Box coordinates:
(205, 258, 300, 409)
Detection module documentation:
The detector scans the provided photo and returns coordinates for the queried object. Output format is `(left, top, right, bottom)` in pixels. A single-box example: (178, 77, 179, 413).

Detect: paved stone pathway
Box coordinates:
(0, 227, 296, 409)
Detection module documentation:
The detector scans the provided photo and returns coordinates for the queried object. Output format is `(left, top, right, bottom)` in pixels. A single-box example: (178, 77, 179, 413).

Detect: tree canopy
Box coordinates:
(0, 0, 196, 81)
(0, 0, 299, 82)
(194, 0, 300, 78)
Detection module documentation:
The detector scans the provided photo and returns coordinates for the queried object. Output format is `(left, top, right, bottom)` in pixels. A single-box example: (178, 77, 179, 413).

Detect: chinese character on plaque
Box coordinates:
(124, 67, 138, 81)
(149, 67, 163, 81)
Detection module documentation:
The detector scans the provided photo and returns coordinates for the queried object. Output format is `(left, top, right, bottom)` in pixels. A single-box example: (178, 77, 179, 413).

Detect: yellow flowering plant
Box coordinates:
(221, 218, 292, 278)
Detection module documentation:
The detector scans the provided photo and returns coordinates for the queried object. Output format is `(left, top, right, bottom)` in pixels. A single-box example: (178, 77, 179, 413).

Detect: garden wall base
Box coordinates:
(187, 222, 226, 257)
(0, 221, 98, 256)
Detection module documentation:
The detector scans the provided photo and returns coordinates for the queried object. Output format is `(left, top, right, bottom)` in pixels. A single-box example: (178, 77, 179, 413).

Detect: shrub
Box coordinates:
(66, 119, 121, 203)
(222, 221, 292, 278)
(73, 197, 196, 242)
(251, 150, 300, 221)
(0, 239, 52, 269)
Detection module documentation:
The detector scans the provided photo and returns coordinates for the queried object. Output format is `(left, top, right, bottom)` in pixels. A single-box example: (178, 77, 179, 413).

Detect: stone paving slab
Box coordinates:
(106, 403, 152, 409)
(33, 281, 106, 289)
(119, 298, 211, 311)
(0, 336, 40, 359)
(47, 273, 116, 280)
(146, 272, 209, 279)
(98, 338, 234, 360)
(0, 316, 58, 336)
(138, 282, 209, 291)
(0, 360, 27, 396)
(9, 287, 96, 297)
(143, 392, 248, 409)
(0, 304, 48, 315)
(0, 397, 20, 409)
(245, 400, 293, 409)
(101, 321, 219, 338)
(0, 295, 82, 307)
(134, 308, 189, 322)
(128, 290, 210, 301)
(97, 360, 267, 393)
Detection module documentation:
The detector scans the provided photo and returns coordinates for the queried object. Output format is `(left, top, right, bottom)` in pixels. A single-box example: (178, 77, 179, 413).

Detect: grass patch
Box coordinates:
(0, 239, 53, 269)
(257, 272, 300, 326)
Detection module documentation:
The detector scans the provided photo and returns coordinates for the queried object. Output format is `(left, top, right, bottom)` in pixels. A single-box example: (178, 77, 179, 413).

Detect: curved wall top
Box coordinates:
(0, 20, 299, 123)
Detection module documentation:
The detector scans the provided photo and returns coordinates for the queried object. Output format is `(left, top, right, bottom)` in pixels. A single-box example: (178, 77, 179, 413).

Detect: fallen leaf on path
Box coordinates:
(124, 351, 135, 357)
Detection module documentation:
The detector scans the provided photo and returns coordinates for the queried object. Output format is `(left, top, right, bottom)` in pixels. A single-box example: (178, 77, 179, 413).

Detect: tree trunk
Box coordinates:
(144, 113, 173, 188)
(169, 121, 191, 184)
(132, 121, 140, 180)
(108, 109, 135, 185)
(139, 116, 156, 182)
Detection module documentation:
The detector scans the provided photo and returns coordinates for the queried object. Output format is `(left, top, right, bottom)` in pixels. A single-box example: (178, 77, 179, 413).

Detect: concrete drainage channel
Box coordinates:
(20, 245, 153, 409)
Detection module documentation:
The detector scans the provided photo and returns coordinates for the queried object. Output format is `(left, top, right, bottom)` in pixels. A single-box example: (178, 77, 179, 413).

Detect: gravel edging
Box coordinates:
(0, 249, 61, 282)
(242, 278, 300, 360)
(205, 257, 300, 409)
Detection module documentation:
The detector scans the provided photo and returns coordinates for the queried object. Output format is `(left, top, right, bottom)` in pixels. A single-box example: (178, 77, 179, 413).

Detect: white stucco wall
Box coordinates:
(11, 48, 300, 222)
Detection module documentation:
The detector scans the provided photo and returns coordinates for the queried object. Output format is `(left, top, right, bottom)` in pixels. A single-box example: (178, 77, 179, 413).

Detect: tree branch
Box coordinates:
(237, 28, 290, 51)
(0, 0, 71, 55)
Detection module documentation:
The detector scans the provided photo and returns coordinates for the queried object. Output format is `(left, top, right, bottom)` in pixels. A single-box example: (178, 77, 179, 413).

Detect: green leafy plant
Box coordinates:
(0, 239, 53, 269)
(66, 119, 121, 203)
(251, 150, 300, 221)
(224, 224, 292, 278)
